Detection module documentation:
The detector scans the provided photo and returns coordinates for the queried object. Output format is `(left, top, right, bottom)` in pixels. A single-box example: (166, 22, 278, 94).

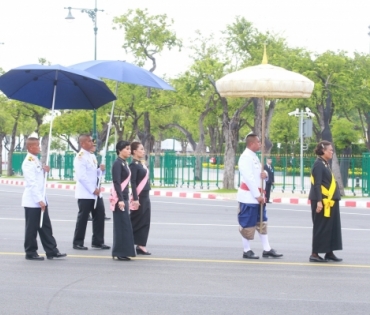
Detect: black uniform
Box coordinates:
(264, 163, 275, 203)
(129, 159, 151, 247)
(111, 157, 136, 257)
(308, 157, 342, 253)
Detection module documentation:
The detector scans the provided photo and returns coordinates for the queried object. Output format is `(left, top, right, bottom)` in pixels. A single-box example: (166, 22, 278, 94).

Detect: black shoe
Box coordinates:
(73, 245, 88, 250)
(112, 256, 131, 261)
(104, 216, 111, 220)
(262, 249, 283, 258)
(25, 254, 44, 261)
(92, 244, 110, 250)
(309, 255, 328, 263)
(88, 216, 92, 221)
(243, 250, 259, 259)
(324, 253, 343, 262)
(136, 247, 151, 255)
(47, 252, 67, 260)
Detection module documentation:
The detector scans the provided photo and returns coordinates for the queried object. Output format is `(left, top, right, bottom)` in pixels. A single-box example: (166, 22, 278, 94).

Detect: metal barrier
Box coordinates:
(9, 152, 367, 195)
(11, 152, 28, 175)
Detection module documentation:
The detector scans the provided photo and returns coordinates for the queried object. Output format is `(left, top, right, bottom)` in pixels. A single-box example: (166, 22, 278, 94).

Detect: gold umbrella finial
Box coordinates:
(262, 44, 268, 64)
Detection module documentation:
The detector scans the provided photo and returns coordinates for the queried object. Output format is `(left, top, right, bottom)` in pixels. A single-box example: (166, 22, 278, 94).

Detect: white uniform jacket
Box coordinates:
(21, 153, 46, 208)
(237, 148, 266, 204)
(74, 149, 103, 199)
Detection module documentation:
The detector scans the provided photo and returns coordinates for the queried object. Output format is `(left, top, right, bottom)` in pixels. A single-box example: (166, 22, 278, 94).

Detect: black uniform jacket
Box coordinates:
(112, 157, 130, 201)
(308, 157, 341, 201)
(129, 159, 150, 201)
(264, 164, 274, 184)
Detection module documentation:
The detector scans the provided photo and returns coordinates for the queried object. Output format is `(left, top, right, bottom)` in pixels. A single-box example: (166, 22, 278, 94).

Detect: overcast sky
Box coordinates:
(0, 0, 369, 78)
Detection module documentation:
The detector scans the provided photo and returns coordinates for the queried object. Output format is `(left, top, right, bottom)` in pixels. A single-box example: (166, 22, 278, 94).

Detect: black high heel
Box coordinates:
(112, 256, 131, 261)
(136, 246, 151, 255)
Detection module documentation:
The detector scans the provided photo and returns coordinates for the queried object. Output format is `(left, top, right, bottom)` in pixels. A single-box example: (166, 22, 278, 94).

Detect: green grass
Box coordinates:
(57, 181, 76, 184)
(206, 188, 238, 193)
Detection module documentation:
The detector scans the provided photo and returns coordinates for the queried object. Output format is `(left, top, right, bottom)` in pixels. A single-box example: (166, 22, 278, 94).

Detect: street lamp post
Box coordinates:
(64, 0, 104, 141)
(288, 107, 314, 193)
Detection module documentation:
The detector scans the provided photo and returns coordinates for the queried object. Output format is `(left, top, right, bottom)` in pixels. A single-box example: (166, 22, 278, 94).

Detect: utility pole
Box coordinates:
(288, 107, 314, 193)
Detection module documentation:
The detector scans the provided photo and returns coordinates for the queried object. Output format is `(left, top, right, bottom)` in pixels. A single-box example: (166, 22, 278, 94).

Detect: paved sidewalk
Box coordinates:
(2, 178, 370, 208)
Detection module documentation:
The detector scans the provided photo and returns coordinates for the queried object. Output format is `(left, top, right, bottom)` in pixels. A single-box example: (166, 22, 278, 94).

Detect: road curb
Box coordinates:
(0, 179, 227, 201)
(1, 179, 369, 206)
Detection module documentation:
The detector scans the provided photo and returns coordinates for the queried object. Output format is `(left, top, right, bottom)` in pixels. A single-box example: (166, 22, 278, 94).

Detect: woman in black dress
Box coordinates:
(308, 140, 342, 263)
(111, 140, 136, 261)
(129, 142, 151, 255)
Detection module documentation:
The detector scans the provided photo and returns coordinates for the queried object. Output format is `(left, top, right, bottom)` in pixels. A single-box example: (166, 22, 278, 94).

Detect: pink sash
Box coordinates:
(129, 166, 149, 210)
(109, 166, 131, 211)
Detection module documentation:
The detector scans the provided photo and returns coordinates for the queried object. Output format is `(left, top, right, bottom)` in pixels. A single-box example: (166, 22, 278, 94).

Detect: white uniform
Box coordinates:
(22, 153, 46, 207)
(237, 148, 265, 204)
(74, 148, 103, 199)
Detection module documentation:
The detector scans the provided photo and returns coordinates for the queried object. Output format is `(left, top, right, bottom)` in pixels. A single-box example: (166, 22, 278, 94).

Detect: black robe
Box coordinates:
(111, 157, 136, 257)
(129, 159, 151, 246)
(309, 157, 342, 253)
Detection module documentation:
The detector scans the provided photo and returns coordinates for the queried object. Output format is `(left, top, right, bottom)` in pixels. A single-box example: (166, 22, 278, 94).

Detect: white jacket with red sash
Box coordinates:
(237, 148, 265, 204)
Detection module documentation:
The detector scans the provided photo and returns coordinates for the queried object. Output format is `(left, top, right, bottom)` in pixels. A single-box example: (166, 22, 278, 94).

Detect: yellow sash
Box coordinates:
(310, 173, 336, 217)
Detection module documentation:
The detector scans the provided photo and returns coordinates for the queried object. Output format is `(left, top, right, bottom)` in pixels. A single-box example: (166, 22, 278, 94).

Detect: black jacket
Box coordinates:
(264, 164, 275, 184)
(112, 157, 130, 201)
(129, 159, 150, 201)
(308, 157, 341, 201)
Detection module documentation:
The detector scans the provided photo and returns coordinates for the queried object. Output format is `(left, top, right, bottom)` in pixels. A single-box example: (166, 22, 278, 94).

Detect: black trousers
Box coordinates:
(265, 183, 272, 202)
(24, 207, 59, 256)
(112, 199, 136, 257)
(311, 200, 343, 253)
(130, 191, 151, 246)
(73, 198, 105, 246)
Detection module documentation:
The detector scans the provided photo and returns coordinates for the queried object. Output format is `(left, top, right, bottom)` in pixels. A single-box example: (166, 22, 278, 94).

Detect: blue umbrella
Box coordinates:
(0, 64, 117, 226)
(0, 64, 117, 110)
(69, 60, 175, 90)
(69, 60, 175, 208)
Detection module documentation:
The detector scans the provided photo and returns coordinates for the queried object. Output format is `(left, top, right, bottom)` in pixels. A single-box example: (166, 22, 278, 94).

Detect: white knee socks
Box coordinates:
(242, 237, 251, 252)
(258, 234, 271, 251)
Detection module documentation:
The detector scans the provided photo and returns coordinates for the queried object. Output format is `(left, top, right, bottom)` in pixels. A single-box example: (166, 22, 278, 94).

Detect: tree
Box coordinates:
(332, 118, 360, 187)
(223, 16, 314, 154)
(0, 95, 12, 175)
(308, 51, 353, 195)
(113, 8, 182, 161)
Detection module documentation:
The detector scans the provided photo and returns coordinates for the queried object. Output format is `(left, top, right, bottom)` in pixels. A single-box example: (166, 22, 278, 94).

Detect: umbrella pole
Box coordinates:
(260, 97, 265, 231)
(41, 76, 58, 228)
(94, 81, 119, 209)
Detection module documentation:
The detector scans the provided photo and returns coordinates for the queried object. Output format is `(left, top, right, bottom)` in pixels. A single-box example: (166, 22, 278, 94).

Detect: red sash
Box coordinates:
(240, 182, 265, 194)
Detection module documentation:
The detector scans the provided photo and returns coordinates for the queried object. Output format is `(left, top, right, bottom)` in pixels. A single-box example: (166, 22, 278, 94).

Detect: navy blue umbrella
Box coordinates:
(0, 64, 117, 226)
(69, 60, 175, 90)
(0, 64, 117, 110)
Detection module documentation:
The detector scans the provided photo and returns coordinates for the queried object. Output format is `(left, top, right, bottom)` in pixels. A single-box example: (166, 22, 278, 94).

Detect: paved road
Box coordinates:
(0, 184, 369, 315)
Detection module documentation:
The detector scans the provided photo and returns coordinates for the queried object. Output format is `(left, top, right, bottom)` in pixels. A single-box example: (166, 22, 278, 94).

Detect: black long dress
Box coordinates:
(308, 157, 342, 253)
(129, 159, 151, 247)
(111, 157, 136, 258)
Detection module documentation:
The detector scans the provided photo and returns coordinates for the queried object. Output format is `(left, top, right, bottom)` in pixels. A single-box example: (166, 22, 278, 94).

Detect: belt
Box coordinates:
(240, 182, 265, 194)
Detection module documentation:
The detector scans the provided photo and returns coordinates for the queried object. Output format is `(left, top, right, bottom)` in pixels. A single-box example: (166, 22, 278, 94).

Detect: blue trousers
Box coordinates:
(238, 203, 268, 228)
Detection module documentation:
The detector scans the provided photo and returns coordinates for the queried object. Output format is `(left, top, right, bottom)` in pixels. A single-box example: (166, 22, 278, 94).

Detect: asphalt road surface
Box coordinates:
(0, 184, 369, 315)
